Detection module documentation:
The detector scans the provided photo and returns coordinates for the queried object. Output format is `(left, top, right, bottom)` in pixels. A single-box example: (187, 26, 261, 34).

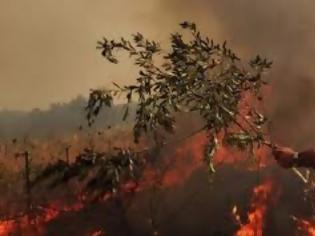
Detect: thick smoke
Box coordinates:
(1, 0, 315, 149)
(153, 0, 315, 149)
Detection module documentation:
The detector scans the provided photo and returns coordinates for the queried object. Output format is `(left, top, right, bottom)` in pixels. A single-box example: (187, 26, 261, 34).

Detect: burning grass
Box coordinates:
(0, 130, 315, 235)
(233, 180, 274, 236)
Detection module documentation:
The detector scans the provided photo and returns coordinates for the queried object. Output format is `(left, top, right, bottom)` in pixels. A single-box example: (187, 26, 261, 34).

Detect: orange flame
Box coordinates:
(141, 129, 272, 190)
(0, 220, 15, 236)
(234, 180, 274, 236)
(0, 196, 85, 236)
(294, 217, 315, 236)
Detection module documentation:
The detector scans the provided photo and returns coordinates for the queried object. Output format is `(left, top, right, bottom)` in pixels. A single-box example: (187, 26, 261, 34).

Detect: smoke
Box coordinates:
(1, 0, 315, 148)
(1, 2, 315, 234)
(153, 0, 315, 149)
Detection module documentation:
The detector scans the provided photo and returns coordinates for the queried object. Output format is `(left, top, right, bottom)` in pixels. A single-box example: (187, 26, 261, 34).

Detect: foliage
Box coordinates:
(86, 22, 272, 174)
(33, 22, 271, 197)
(32, 148, 144, 199)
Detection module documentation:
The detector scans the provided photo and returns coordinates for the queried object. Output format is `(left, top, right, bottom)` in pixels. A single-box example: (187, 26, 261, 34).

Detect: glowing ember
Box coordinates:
(293, 217, 315, 236)
(234, 180, 274, 236)
(0, 219, 15, 236)
(89, 229, 105, 236)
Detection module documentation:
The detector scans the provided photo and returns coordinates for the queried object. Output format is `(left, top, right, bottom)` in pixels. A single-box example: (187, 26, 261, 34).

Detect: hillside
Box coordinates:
(0, 96, 134, 140)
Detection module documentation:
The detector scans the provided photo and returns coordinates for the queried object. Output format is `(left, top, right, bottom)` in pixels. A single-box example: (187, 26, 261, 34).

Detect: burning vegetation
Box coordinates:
(0, 130, 315, 235)
(0, 22, 315, 235)
(233, 180, 274, 236)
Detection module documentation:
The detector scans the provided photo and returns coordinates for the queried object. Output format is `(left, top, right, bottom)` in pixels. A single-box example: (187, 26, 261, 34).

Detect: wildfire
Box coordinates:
(0, 197, 85, 236)
(293, 217, 315, 236)
(0, 123, 312, 235)
(233, 180, 274, 236)
(161, 132, 206, 187)
(140, 129, 272, 190)
(0, 220, 15, 236)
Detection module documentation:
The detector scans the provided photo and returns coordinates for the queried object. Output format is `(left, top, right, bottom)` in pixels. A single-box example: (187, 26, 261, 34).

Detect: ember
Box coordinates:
(0, 220, 15, 236)
(294, 217, 315, 236)
(89, 229, 105, 236)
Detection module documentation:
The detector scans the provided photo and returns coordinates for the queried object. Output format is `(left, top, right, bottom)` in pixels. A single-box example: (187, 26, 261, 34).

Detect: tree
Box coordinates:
(34, 22, 272, 198)
(86, 21, 271, 174)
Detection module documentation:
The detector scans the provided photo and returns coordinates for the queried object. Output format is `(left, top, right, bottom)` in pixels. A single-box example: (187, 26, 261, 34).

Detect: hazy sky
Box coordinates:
(1, 0, 315, 111)
(0, 0, 162, 110)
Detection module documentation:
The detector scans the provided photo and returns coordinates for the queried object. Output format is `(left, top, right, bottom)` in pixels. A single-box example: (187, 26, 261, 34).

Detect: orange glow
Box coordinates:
(89, 229, 105, 236)
(294, 217, 315, 236)
(0, 219, 15, 236)
(0, 110, 289, 236)
(0, 196, 85, 236)
(161, 132, 206, 187)
(234, 180, 273, 236)
(140, 129, 272, 190)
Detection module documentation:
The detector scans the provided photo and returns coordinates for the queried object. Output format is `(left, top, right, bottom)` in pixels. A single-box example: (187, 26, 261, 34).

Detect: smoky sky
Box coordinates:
(1, 0, 314, 109)
(0, 0, 160, 110)
(1, 0, 315, 147)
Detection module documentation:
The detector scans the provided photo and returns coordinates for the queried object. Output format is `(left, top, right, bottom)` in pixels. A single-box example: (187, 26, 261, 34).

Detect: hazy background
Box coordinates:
(1, 0, 315, 147)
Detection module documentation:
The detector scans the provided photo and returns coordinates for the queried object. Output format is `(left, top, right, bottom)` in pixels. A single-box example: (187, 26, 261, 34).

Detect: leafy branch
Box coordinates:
(86, 21, 272, 174)
(32, 148, 145, 200)
(32, 22, 272, 199)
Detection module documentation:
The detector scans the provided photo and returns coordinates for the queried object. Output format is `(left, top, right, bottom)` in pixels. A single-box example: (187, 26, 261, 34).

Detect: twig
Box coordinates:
(292, 167, 308, 184)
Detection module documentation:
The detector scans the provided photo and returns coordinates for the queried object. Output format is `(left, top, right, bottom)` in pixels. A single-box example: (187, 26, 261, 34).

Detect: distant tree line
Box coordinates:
(0, 95, 135, 140)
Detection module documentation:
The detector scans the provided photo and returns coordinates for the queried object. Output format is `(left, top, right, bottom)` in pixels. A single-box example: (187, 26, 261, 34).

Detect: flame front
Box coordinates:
(234, 180, 273, 236)
(0, 197, 85, 236)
